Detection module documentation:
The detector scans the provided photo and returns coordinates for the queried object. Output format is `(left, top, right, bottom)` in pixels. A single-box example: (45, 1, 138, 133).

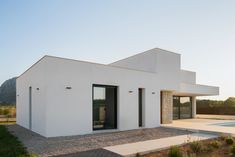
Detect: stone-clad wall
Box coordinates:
(192, 96, 196, 118)
(161, 91, 173, 124)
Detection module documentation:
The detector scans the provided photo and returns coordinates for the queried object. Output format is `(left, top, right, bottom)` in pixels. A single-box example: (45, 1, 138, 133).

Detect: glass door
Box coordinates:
(93, 85, 117, 130)
(179, 97, 192, 119)
(173, 96, 192, 120)
(173, 96, 180, 120)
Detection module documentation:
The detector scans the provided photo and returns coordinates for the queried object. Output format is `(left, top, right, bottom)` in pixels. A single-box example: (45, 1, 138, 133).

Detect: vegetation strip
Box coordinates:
(140, 136, 235, 157)
(197, 97, 235, 115)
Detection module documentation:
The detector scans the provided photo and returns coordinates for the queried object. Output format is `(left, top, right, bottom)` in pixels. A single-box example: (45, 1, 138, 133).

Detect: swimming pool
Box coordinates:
(211, 122, 235, 127)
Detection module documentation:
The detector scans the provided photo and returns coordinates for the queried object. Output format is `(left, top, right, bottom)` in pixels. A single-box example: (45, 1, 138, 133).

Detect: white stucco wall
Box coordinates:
(155, 50, 181, 91)
(111, 48, 181, 91)
(110, 49, 158, 73)
(180, 70, 196, 84)
(16, 58, 47, 136)
(16, 48, 219, 137)
(44, 56, 162, 137)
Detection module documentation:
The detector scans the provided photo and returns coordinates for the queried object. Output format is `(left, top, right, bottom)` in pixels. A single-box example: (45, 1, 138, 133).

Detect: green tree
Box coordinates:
(224, 97, 235, 107)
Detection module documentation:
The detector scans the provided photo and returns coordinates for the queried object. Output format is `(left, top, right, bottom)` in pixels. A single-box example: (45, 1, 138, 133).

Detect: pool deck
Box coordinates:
(196, 114, 235, 120)
(162, 119, 235, 136)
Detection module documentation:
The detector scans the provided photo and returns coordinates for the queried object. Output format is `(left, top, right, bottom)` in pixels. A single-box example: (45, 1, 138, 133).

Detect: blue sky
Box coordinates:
(0, 0, 235, 100)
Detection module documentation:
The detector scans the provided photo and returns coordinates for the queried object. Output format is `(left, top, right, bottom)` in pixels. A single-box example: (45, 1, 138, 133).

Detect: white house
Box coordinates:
(16, 48, 219, 137)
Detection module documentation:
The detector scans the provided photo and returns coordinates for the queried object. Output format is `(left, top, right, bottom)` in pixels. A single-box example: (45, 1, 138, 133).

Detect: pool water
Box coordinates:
(211, 122, 235, 127)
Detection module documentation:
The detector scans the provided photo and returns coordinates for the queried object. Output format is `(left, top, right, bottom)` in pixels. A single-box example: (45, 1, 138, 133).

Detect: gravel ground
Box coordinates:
(7, 125, 191, 157)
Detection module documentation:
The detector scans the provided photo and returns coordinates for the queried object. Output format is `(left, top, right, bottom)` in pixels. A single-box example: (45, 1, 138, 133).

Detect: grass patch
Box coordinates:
(0, 125, 35, 157)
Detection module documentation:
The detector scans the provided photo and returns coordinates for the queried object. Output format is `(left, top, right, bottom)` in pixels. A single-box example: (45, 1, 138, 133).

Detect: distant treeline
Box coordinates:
(197, 97, 235, 115)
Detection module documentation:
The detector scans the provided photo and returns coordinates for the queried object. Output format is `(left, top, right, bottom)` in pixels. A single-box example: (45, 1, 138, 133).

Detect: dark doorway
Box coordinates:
(173, 96, 192, 120)
(92, 85, 117, 130)
(160, 91, 163, 124)
(29, 86, 32, 130)
(138, 88, 143, 127)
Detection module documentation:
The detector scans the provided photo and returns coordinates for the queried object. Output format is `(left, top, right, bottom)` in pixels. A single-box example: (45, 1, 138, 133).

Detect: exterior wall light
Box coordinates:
(129, 91, 133, 93)
(152, 92, 155, 94)
(36, 88, 40, 90)
(66, 87, 72, 89)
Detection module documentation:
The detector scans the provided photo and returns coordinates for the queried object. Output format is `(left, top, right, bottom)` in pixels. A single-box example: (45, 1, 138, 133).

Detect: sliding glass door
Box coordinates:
(179, 97, 192, 119)
(92, 85, 117, 130)
(173, 96, 192, 120)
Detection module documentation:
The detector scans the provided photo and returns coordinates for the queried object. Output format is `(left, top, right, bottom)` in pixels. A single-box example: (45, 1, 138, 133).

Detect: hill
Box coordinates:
(0, 77, 17, 105)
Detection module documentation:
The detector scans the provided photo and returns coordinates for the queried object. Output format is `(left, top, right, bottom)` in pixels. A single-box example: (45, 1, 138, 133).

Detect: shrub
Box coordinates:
(203, 144, 214, 153)
(209, 140, 221, 148)
(168, 146, 183, 157)
(220, 135, 227, 141)
(231, 145, 235, 155)
(136, 153, 143, 157)
(225, 137, 234, 145)
(189, 141, 203, 154)
(182, 152, 196, 157)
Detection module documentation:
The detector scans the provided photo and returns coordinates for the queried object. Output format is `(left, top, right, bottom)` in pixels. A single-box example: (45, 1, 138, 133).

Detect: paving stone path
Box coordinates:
(7, 125, 191, 157)
(53, 149, 122, 157)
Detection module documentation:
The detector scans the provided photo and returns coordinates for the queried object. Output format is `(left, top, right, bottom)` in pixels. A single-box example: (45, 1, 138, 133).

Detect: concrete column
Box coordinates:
(161, 91, 173, 124)
(192, 96, 196, 118)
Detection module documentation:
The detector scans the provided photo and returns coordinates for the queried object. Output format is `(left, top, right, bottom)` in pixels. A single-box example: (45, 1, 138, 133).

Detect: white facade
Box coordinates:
(16, 48, 219, 137)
